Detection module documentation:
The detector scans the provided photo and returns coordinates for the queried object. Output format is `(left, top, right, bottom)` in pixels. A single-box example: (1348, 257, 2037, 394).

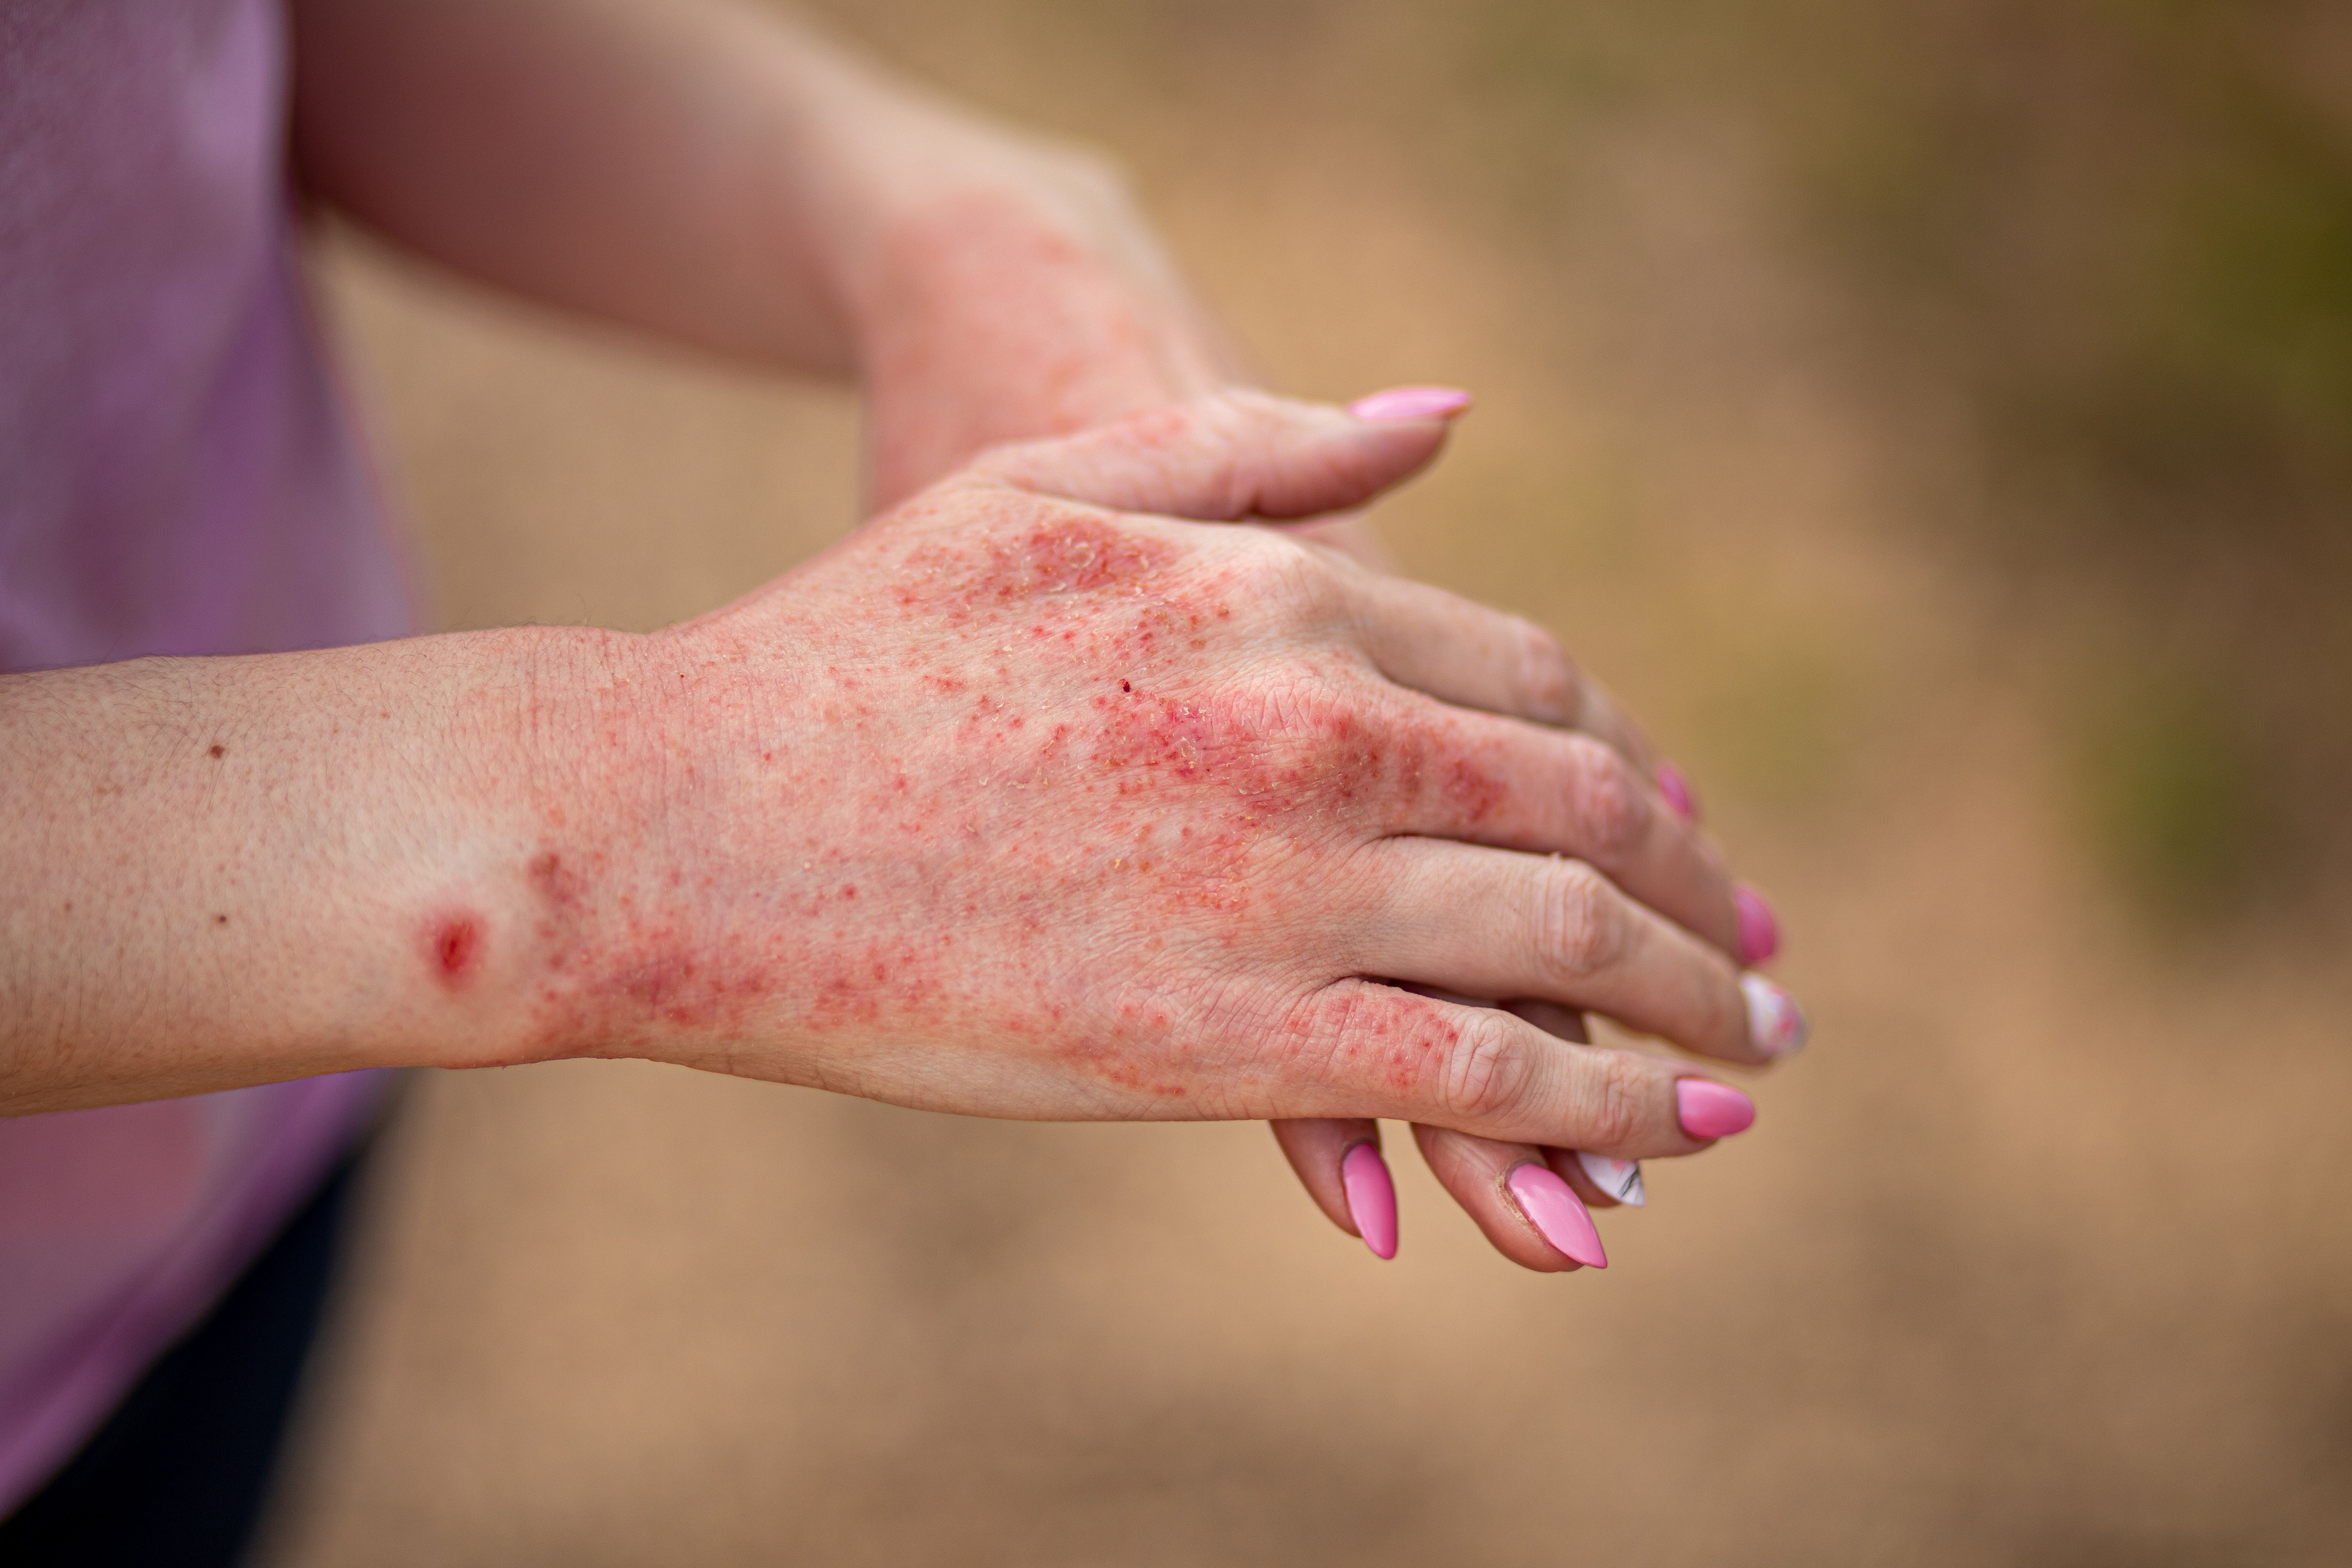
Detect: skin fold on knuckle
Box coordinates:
(1435, 1009, 1537, 1132)
(1230, 529, 1339, 628)
(1514, 620, 1579, 726)
(1566, 1052, 1660, 1156)
(1562, 735, 1650, 867)
(1534, 860, 1627, 989)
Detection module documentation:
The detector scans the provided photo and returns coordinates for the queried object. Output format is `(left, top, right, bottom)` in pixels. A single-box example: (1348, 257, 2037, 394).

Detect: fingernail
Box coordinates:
(1676, 1078, 1758, 1139)
(1741, 973, 1809, 1058)
(1574, 1150, 1647, 1207)
(1655, 761, 1696, 820)
(1734, 885, 1781, 965)
(1347, 385, 1473, 422)
(1506, 1163, 1608, 1268)
(1341, 1142, 1398, 1260)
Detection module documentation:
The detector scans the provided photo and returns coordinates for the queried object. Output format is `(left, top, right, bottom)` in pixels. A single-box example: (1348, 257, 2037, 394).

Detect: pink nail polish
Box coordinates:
(1734, 885, 1781, 966)
(1677, 1079, 1757, 1139)
(1655, 761, 1696, 820)
(1506, 1163, 1607, 1268)
(1347, 385, 1473, 422)
(1341, 1142, 1398, 1260)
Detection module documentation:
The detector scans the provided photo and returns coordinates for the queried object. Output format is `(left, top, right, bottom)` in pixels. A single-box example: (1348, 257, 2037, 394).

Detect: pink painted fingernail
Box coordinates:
(1347, 385, 1473, 422)
(1734, 884, 1781, 966)
(1677, 1079, 1757, 1139)
(1655, 761, 1696, 819)
(1341, 1142, 1398, 1260)
(1506, 1163, 1608, 1268)
(1741, 973, 1809, 1058)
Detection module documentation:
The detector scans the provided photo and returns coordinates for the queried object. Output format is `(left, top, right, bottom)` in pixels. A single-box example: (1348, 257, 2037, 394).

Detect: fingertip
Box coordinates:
(1506, 1161, 1608, 1269)
(1655, 761, 1697, 820)
(1675, 1078, 1758, 1139)
(1734, 884, 1781, 966)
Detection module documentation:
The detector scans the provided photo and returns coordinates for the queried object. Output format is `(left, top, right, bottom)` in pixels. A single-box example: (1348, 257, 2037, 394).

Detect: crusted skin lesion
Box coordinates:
(897, 511, 1181, 621)
(424, 912, 484, 991)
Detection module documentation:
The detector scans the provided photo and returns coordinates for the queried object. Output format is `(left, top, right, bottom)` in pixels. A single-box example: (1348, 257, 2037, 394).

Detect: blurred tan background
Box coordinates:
(261, 2, 2352, 1563)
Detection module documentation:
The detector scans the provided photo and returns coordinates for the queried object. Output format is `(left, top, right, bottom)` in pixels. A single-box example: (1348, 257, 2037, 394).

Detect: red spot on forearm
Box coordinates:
(426, 913, 483, 991)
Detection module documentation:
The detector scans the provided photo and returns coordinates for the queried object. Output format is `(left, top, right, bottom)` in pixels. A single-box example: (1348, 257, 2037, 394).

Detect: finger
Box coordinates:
(1270, 1118, 1396, 1259)
(1412, 1124, 1607, 1273)
(1502, 998, 1589, 1044)
(1326, 563, 1772, 963)
(1464, 1004, 1641, 1209)
(969, 386, 1467, 522)
(1334, 566, 1656, 770)
(1284, 982, 1752, 1156)
(1370, 704, 1741, 957)
(1353, 841, 1802, 1066)
(1276, 509, 1395, 572)
(1735, 883, 1784, 967)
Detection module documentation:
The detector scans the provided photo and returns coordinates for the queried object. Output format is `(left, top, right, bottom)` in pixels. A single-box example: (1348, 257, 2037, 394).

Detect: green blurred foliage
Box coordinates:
(1454, 0, 2352, 914)
(2072, 673, 2267, 921)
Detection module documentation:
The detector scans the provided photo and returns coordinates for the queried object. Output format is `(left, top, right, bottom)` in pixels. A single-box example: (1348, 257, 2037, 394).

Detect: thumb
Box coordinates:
(969, 385, 1470, 521)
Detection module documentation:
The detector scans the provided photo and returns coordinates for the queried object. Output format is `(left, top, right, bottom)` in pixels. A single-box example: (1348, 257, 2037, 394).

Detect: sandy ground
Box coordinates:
(258, 4, 2352, 1563)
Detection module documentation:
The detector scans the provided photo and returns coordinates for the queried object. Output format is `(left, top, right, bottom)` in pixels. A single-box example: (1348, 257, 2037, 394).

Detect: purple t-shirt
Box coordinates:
(1, 0, 413, 1510)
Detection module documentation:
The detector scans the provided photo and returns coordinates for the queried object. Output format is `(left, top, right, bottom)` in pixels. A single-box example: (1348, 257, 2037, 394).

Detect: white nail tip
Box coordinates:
(1741, 973, 1809, 1057)
(1575, 1151, 1646, 1207)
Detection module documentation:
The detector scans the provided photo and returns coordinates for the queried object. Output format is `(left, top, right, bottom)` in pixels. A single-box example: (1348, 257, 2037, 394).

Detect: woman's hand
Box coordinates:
(499, 394, 1796, 1230)
(824, 135, 1809, 1274)
(834, 151, 1809, 1266)
(281, 0, 1803, 1269)
(0, 390, 1795, 1274)
(838, 120, 1241, 511)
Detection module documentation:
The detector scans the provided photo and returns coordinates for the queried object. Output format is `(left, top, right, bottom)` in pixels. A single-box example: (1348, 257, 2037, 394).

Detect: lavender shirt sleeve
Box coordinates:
(0, 0, 417, 1510)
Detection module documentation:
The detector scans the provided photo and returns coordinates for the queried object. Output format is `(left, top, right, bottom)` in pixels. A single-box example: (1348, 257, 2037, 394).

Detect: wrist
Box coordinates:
(790, 83, 1132, 356)
(441, 617, 825, 1075)
(386, 623, 662, 1073)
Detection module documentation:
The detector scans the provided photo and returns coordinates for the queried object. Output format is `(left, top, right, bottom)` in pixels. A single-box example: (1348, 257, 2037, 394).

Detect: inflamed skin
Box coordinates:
(1, 392, 1794, 1272)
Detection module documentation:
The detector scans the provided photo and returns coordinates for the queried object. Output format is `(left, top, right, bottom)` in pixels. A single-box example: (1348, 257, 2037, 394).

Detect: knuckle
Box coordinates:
(1572, 1054, 1654, 1152)
(1535, 861, 1628, 983)
(1563, 737, 1650, 864)
(1232, 528, 1339, 619)
(1437, 1010, 1534, 1125)
(1252, 666, 1357, 739)
(1220, 662, 1371, 764)
(1514, 620, 1579, 724)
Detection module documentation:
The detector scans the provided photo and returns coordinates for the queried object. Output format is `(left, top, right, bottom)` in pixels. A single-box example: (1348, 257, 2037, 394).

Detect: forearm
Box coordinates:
(0, 628, 634, 1115)
(291, 0, 1036, 374)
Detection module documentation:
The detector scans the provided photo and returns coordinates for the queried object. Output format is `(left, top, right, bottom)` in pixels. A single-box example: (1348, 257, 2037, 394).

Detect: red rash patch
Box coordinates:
(984, 516, 1170, 597)
(899, 515, 1179, 620)
(1442, 754, 1507, 824)
(427, 914, 484, 990)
